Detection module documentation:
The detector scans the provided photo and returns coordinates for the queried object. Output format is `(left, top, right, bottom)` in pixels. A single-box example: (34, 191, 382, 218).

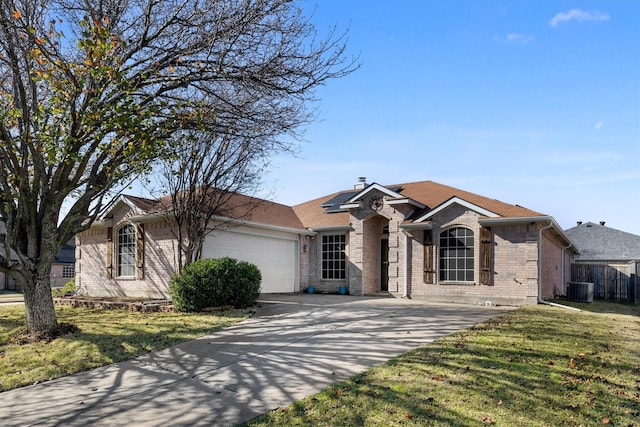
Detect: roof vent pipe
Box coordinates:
(354, 177, 367, 190)
(600, 221, 606, 226)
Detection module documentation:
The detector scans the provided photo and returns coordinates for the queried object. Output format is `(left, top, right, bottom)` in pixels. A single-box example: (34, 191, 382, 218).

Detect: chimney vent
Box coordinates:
(600, 221, 606, 226)
(354, 177, 367, 190)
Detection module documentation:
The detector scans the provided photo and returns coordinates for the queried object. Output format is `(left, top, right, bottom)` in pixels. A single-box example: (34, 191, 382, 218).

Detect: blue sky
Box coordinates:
(262, 1, 640, 235)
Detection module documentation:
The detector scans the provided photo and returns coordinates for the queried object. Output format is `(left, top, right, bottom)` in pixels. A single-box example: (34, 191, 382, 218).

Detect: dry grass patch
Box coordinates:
(0, 304, 250, 391)
(243, 301, 640, 426)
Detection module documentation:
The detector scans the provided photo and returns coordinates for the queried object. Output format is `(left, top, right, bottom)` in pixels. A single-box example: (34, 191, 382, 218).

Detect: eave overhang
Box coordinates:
(479, 216, 579, 254)
(339, 202, 362, 210)
(338, 183, 425, 211)
(386, 198, 426, 209)
(308, 225, 352, 233)
(414, 197, 499, 223)
(399, 221, 433, 231)
(344, 183, 403, 203)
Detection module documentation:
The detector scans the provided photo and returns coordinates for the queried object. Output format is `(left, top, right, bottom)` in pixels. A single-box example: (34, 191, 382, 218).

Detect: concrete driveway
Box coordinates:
(0, 294, 512, 426)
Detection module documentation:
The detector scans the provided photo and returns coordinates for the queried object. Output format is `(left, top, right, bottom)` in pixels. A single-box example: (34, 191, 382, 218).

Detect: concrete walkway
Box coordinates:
(0, 291, 23, 305)
(0, 294, 512, 426)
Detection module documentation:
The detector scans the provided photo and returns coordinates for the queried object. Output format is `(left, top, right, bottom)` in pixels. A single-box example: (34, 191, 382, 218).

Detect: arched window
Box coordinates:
(439, 227, 474, 282)
(117, 224, 136, 277)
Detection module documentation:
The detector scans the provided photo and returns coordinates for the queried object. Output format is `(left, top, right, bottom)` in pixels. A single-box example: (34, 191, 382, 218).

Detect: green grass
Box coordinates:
(243, 301, 640, 427)
(0, 304, 250, 391)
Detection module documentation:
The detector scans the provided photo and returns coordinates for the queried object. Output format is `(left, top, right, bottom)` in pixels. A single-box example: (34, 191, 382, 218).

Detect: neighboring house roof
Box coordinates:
(293, 180, 544, 228)
(0, 222, 74, 263)
(565, 222, 640, 262)
(53, 241, 76, 264)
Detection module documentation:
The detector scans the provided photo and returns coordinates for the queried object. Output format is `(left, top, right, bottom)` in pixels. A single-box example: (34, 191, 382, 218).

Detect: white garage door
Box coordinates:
(202, 230, 297, 293)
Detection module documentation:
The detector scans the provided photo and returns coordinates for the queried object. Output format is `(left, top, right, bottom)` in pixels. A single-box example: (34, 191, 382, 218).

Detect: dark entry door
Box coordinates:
(381, 239, 389, 291)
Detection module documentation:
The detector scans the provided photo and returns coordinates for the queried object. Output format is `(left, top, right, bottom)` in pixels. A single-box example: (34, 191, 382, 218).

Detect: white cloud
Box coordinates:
(550, 9, 610, 27)
(493, 33, 534, 44)
(505, 33, 534, 44)
(594, 121, 604, 130)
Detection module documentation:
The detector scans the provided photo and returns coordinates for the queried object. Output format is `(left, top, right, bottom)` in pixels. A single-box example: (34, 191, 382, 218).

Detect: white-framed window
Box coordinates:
(62, 264, 75, 279)
(321, 234, 346, 280)
(117, 224, 136, 277)
(439, 227, 474, 282)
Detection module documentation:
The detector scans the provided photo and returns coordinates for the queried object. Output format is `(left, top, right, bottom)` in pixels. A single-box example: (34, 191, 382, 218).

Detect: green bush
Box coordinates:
(52, 278, 76, 297)
(169, 257, 262, 312)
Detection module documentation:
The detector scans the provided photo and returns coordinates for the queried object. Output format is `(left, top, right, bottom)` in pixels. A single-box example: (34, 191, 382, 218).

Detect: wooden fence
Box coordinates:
(571, 263, 639, 303)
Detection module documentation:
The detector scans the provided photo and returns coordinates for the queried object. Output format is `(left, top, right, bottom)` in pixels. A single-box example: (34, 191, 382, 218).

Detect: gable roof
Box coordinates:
(293, 180, 544, 228)
(100, 191, 307, 232)
(565, 222, 640, 262)
(413, 196, 499, 222)
(96, 180, 551, 235)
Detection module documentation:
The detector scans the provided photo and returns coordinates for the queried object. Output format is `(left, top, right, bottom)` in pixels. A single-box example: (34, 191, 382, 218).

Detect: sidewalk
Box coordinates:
(0, 294, 511, 426)
(0, 291, 23, 304)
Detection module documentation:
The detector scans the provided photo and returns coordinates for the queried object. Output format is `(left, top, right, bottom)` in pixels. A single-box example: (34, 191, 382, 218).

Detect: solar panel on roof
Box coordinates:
(321, 190, 359, 213)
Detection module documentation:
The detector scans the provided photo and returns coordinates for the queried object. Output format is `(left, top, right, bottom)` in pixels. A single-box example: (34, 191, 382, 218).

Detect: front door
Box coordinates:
(381, 239, 389, 291)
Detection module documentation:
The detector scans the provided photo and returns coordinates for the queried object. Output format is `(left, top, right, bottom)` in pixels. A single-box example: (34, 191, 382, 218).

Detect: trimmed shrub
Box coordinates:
(169, 257, 262, 312)
(52, 278, 76, 297)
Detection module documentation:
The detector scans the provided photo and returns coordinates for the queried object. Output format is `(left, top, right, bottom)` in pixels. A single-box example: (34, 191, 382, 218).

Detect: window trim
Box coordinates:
(321, 233, 346, 280)
(438, 226, 475, 283)
(62, 264, 75, 279)
(116, 224, 137, 278)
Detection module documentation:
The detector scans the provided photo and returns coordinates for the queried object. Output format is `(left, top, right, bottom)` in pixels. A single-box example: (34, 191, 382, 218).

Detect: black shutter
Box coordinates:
(106, 227, 113, 278)
(423, 230, 434, 284)
(136, 223, 145, 280)
(480, 227, 493, 285)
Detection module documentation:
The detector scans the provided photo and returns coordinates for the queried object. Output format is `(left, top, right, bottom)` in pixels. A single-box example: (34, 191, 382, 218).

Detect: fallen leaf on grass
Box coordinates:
(482, 416, 493, 425)
(432, 376, 442, 381)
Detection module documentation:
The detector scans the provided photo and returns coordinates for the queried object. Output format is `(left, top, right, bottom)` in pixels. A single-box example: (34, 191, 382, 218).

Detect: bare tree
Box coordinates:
(152, 131, 271, 272)
(0, 0, 356, 336)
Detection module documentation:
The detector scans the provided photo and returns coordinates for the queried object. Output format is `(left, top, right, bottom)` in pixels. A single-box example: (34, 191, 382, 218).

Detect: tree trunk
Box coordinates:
(21, 266, 58, 335)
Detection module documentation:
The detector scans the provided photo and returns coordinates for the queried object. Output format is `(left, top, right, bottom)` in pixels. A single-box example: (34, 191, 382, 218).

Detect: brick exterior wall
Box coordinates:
(76, 192, 571, 305)
(406, 215, 570, 306)
(304, 197, 570, 306)
(305, 230, 350, 294)
(540, 228, 567, 299)
(76, 204, 178, 298)
(299, 235, 311, 291)
(305, 192, 415, 296)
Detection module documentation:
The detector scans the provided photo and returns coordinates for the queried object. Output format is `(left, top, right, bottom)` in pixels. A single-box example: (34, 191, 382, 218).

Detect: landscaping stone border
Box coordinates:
(53, 297, 174, 312)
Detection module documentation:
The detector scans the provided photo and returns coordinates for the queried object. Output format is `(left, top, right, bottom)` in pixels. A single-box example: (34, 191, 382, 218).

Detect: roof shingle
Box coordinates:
(565, 222, 640, 261)
(293, 180, 544, 228)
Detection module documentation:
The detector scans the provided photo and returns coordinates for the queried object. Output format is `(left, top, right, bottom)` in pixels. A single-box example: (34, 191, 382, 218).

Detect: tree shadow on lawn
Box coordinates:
(61, 307, 249, 360)
(246, 305, 640, 426)
(0, 305, 250, 391)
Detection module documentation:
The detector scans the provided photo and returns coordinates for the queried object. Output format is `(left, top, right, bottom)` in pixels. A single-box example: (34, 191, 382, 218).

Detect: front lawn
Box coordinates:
(243, 301, 640, 426)
(0, 304, 250, 391)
